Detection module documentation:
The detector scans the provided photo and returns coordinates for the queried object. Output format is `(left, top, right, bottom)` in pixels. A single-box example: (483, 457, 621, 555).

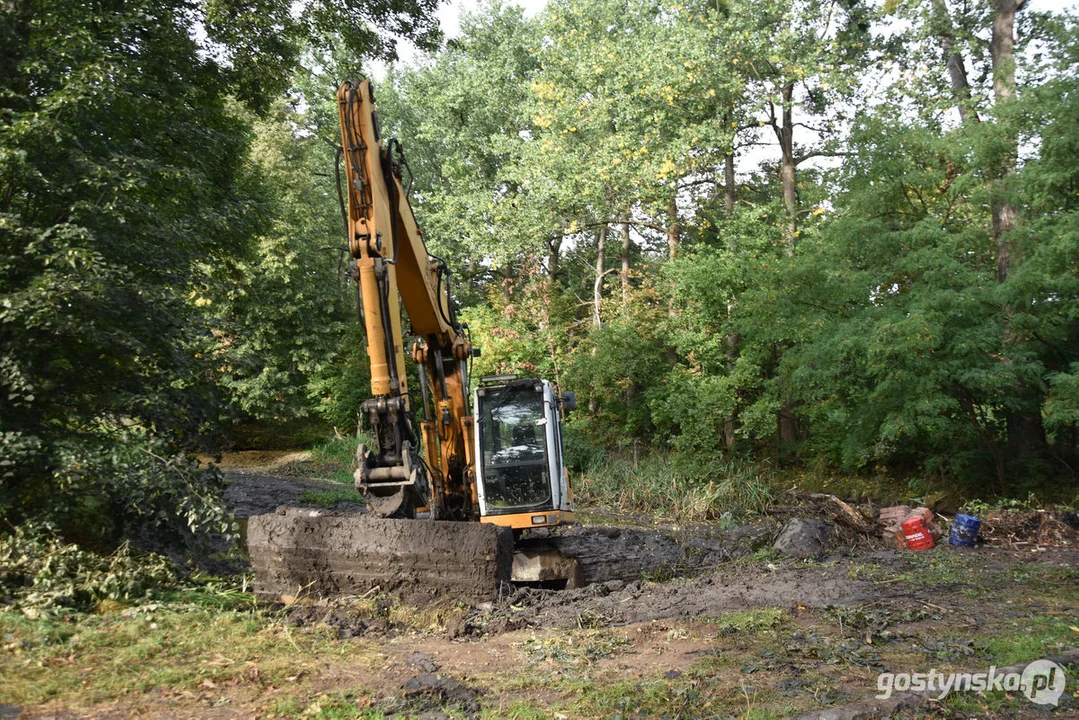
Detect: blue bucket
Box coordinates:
(949, 513, 981, 547)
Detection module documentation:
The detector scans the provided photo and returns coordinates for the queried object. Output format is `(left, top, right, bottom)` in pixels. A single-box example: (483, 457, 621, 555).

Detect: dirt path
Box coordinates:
(224, 463, 1079, 718)
(223, 470, 360, 519)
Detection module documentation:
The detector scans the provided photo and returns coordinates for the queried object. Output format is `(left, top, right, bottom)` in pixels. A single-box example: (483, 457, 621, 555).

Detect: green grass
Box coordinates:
(299, 434, 387, 485)
(704, 608, 787, 634)
(478, 701, 552, 719)
(0, 606, 382, 707)
(517, 629, 632, 669)
(778, 467, 922, 505)
(848, 551, 1079, 601)
(492, 674, 799, 719)
(574, 454, 774, 521)
(309, 436, 365, 485)
(299, 487, 366, 506)
(311, 436, 364, 467)
(266, 692, 389, 719)
(158, 585, 257, 612)
(973, 614, 1076, 665)
(303, 693, 386, 720)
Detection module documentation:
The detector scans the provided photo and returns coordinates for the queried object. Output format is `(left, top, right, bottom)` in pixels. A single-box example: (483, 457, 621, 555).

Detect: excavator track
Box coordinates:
(248, 508, 514, 604)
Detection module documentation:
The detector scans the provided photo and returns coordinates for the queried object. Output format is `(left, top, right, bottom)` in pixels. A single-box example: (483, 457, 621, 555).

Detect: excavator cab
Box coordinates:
(474, 376, 575, 529)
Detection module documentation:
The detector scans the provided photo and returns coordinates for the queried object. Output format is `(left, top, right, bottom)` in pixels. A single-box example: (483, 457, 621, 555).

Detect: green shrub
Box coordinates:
(2, 433, 234, 556)
(561, 418, 608, 474)
(0, 525, 177, 617)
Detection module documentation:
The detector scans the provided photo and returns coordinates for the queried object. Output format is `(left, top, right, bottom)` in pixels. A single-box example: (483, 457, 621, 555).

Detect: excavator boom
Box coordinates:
(337, 79, 475, 521)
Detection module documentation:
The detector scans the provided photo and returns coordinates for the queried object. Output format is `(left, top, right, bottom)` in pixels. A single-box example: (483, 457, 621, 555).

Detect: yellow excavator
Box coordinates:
(248, 80, 579, 602)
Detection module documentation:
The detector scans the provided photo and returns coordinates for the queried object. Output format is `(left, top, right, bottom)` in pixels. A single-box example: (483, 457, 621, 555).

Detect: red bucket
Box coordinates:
(902, 516, 935, 551)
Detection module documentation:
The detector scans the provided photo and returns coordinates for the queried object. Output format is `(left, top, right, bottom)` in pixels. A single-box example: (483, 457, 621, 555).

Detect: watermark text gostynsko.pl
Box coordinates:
(876, 660, 1066, 706)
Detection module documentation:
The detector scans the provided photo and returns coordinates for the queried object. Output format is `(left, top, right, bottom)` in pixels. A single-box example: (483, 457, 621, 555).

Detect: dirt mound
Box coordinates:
(529, 521, 776, 586)
(248, 508, 514, 604)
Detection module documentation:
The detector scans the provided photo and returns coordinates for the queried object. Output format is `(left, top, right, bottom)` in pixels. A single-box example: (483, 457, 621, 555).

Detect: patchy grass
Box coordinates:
(350, 594, 467, 633)
(158, 581, 258, 612)
(478, 701, 552, 719)
(492, 671, 803, 719)
(0, 605, 382, 708)
(3, 506, 1076, 719)
(5, 575, 1076, 719)
(255, 690, 389, 719)
(704, 608, 788, 634)
(257, 435, 374, 484)
(973, 614, 1077, 665)
(310, 436, 364, 469)
(294, 692, 386, 719)
(780, 468, 1079, 509)
(299, 487, 366, 507)
(778, 467, 926, 505)
(846, 549, 1079, 602)
(517, 629, 632, 669)
(306, 436, 364, 485)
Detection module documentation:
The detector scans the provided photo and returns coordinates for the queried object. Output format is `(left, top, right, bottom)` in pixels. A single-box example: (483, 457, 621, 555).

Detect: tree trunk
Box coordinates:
(547, 236, 562, 287)
(959, 392, 1007, 488)
(932, 0, 981, 124)
(1006, 391, 1047, 459)
(592, 225, 607, 327)
(723, 328, 740, 451)
(771, 85, 801, 447)
(989, 0, 1023, 282)
(501, 262, 515, 303)
(777, 404, 801, 446)
(773, 83, 797, 252)
(667, 196, 680, 260)
(620, 212, 632, 307)
(989, 0, 1045, 464)
(724, 153, 736, 214)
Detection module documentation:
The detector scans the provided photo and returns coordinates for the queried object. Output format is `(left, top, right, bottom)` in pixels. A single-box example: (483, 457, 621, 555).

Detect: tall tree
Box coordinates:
(725, 0, 871, 249)
(0, 0, 450, 546)
(1, 0, 259, 543)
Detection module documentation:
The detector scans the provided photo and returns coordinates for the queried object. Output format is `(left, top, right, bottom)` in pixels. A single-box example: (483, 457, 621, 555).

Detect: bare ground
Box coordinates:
(5, 461, 1078, 720)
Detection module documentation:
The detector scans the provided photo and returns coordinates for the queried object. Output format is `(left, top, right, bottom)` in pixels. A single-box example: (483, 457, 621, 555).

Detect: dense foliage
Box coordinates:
(0, 0, 438, 549)
(0, 524, 177, 617)
(380, 0, 1079, 498)
(2, 0, 1077, 557)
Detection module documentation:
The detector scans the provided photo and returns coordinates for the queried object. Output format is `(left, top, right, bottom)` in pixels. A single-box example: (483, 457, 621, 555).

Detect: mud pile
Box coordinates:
(248, 507, 514, 604)
(532, 522, 775, 585)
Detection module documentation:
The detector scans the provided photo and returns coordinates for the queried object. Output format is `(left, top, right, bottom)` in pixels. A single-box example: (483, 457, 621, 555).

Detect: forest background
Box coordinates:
(2, 0, 1078, 553)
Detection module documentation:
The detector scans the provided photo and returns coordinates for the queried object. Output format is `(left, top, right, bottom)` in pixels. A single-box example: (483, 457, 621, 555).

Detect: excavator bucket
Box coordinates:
(360, 483, 418, 519)
(247, 507, 515, 603)
(354, 441, 430, 519)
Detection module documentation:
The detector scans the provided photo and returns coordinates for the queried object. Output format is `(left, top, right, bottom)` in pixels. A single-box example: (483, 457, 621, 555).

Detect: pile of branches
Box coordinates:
(0, 524, 177, 618)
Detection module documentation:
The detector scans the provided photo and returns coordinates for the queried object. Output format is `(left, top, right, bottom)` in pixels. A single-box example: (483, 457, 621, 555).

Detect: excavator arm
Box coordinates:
(338, 79, 477, 520)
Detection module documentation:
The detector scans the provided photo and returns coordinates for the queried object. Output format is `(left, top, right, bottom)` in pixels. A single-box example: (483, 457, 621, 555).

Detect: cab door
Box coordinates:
(474, 384, 556, 518)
